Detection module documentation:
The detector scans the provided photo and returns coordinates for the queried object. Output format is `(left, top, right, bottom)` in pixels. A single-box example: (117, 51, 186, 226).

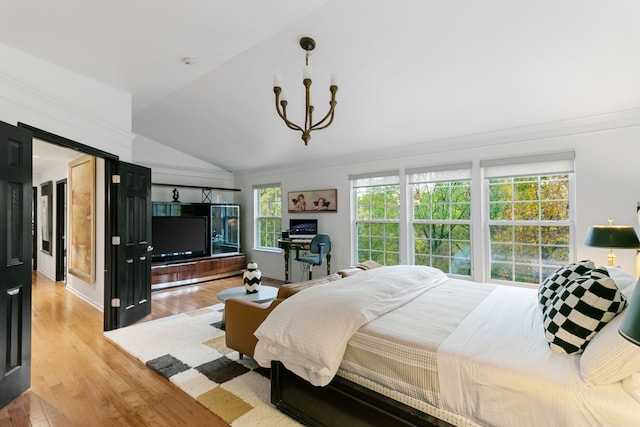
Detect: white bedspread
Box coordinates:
(253, 265, 448, 386)
(438, 285, 640, 427)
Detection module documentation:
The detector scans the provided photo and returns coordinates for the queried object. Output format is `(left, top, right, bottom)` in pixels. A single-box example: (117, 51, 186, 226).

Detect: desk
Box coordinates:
(278, 238, 331, 283)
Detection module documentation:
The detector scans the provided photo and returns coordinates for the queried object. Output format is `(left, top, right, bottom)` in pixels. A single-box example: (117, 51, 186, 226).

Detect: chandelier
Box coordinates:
(273, 37, 338, 145)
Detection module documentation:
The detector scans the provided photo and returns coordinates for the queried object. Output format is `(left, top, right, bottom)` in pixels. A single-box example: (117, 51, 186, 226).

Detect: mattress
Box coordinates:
(337, 278, 640, 427)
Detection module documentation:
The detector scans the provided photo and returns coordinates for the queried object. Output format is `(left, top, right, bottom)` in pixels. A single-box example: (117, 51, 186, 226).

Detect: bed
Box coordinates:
(253, 264, 640, 427)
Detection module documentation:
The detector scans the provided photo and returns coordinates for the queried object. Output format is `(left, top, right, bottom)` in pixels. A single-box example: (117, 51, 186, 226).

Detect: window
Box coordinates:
(254, 184, 281, 249)
(351, 172, 400, 265)
(408, 163, 472, 276)
(483, 152, 575, 285)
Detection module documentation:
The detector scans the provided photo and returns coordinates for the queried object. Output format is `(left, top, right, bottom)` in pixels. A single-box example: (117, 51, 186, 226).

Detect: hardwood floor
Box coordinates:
(0, 272, 282, 427)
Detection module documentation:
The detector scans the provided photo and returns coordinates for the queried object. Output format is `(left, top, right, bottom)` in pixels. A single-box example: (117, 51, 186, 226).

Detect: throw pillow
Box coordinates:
(538, 260, 596, 314)
(607, 266, 637, 291)
(580, 310, 640, 385)
(543, 267, 626, 355)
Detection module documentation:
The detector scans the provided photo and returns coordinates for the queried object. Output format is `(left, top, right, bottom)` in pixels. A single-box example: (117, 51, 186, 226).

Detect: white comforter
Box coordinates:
(253, 265, 448, 386)
(438, 285, 640, 427)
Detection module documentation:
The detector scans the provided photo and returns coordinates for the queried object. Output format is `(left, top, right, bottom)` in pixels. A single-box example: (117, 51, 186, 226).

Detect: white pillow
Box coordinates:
(623, 373, 640, 403)
(607, 266, 637, 291)
(580, 310, 640, 385)
(622, 280, 637, 300)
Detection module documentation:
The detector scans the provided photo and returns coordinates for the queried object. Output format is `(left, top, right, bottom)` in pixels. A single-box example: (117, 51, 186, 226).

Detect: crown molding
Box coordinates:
(236, 108, 640, 177)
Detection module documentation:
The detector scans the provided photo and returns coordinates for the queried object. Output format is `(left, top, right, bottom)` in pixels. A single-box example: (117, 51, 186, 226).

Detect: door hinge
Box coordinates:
(112, 175, 121, 184)
(111, 298, 121, 308)
(112, 236, 121, 245)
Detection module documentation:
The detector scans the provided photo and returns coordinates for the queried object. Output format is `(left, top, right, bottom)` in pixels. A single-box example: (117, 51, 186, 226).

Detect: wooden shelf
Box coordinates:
(152, 183, 241, 192)
(151, 253, 246, 290)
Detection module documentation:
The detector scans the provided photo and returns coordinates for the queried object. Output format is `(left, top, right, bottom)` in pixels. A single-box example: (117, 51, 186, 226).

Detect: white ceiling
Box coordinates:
(32, 138, 80, 176)
(3, 1, 640, 172)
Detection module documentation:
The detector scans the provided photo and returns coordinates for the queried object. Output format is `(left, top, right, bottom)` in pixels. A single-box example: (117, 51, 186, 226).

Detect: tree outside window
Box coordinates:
(255, 185, 281, 249)
(411, 176, 472, 276)
(487, 174, 571, 284)
(352, 175, 400, 265)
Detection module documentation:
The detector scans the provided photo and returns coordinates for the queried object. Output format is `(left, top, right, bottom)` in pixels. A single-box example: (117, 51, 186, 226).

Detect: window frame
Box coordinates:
(350, 172, 401, 266)
(408, 164, 472, 277)
(481, 153, 576, 286)
(253, 183, 282, 250)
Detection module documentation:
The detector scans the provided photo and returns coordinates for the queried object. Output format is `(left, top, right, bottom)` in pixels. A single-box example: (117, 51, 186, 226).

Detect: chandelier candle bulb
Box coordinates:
(303, 65, 312, 80)
(273, 74, 282, 88)
(331, 73, 338, 86)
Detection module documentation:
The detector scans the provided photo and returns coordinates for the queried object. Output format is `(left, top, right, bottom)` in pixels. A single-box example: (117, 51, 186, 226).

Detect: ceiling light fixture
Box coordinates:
(273, 37, 338, 145)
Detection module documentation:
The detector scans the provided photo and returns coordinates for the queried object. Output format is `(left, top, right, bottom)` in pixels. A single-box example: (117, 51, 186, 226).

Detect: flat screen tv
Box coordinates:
(152, 216, 208, 261)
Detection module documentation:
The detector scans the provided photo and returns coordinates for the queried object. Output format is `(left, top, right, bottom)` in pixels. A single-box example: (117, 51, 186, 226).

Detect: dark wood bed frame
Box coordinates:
(271, 361, 454, 427)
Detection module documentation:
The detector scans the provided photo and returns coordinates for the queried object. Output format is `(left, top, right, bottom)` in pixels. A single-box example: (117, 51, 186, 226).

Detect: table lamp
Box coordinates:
(584, 218, 640, 266)
(620, 282, 640, 345)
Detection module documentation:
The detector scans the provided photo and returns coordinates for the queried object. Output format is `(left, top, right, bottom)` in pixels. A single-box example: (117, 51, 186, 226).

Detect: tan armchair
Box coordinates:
(224, 273, 342, 358)
(224, 260, 382, 358)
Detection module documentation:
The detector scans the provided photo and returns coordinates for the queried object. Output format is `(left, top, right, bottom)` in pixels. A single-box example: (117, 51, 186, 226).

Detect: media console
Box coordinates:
(151, 253, 246, 290)
(151, 201, 243, 290)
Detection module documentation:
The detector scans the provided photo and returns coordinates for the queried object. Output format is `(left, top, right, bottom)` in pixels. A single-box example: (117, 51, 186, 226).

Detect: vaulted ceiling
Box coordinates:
(2, 1, 640, 172)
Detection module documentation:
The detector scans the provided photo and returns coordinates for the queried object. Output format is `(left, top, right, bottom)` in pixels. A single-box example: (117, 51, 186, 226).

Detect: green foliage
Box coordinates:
(411, 180, 472, 276)
(357, 185, 400, 220)
(259, 186, 281, 217)
(354, 173, 570, 284)
(355, 184, 401, 265)
(257, 186, 282, 248)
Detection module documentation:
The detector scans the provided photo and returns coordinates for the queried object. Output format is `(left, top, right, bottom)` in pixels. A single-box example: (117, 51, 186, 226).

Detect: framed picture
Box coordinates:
(288, 189, 337, 213)
(68, 155, 96, 285)
(40, 181, 53, 255)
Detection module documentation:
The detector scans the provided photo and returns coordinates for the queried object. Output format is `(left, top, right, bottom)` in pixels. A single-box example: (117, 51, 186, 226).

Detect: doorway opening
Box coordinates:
(55, 178, 67, 282)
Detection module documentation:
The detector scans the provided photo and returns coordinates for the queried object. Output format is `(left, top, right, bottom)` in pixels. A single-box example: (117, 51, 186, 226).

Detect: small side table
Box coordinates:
(217, 285, 279, 329)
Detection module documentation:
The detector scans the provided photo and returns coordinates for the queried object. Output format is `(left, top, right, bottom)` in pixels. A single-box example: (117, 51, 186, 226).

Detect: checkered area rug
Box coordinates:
(104, 304, 300, 426)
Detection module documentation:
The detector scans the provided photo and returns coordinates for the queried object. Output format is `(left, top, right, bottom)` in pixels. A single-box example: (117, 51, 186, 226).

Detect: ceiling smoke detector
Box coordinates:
(182, 57, 197, 65)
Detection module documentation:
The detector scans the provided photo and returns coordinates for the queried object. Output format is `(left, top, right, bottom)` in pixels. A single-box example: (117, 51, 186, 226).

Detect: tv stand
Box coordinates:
(151, 253, 246, 290)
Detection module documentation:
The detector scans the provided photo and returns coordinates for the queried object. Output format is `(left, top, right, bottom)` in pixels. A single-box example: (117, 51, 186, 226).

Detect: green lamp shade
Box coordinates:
(620, 282, 640, 346)
(584, 226, 640, 248)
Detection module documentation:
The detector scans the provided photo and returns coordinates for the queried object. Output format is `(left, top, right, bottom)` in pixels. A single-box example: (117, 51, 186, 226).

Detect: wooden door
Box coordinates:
(0, 121, 32, 408)
(115, 161, 152, 327)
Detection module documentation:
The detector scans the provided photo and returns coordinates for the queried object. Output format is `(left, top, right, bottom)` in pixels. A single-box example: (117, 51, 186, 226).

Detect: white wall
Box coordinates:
(0, 42, 133, 160)
(0, 41, 134, 309)
(133, 135, 238, 205)
(34, 164, 66, 282)
(235, 111, 640, 282)
(65, 157, 106, 308)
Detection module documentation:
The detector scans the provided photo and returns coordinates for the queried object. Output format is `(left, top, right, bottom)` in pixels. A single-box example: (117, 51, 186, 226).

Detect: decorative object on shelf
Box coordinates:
(172, 188, 180, 202)
(243, 262, 262, 294)
(584, 218, 640, 266)
(273, 37, 338, 146)
(288, 188, 337, 212)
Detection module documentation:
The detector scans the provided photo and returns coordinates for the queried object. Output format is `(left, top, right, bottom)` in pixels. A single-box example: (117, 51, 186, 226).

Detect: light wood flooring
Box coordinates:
(0, 272, 282, 427)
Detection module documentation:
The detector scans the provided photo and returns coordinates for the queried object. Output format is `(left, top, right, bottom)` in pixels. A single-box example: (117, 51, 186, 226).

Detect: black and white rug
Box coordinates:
(104, 304, 299, 426)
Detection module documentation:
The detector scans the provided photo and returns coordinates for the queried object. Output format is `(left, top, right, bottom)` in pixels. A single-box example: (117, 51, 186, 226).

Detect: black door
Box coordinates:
(115, 161, 152, 327)
(0, 121, 32, 408)
(55, 179, 67, 282)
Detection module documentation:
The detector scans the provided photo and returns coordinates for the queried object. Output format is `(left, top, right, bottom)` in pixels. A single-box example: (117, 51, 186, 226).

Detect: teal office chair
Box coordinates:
(295, 234, 331, 280)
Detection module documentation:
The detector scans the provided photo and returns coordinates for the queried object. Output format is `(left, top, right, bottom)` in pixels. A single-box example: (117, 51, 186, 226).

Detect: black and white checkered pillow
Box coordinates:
(538, 260, 595, 313)
(543, 267, 627, 355)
